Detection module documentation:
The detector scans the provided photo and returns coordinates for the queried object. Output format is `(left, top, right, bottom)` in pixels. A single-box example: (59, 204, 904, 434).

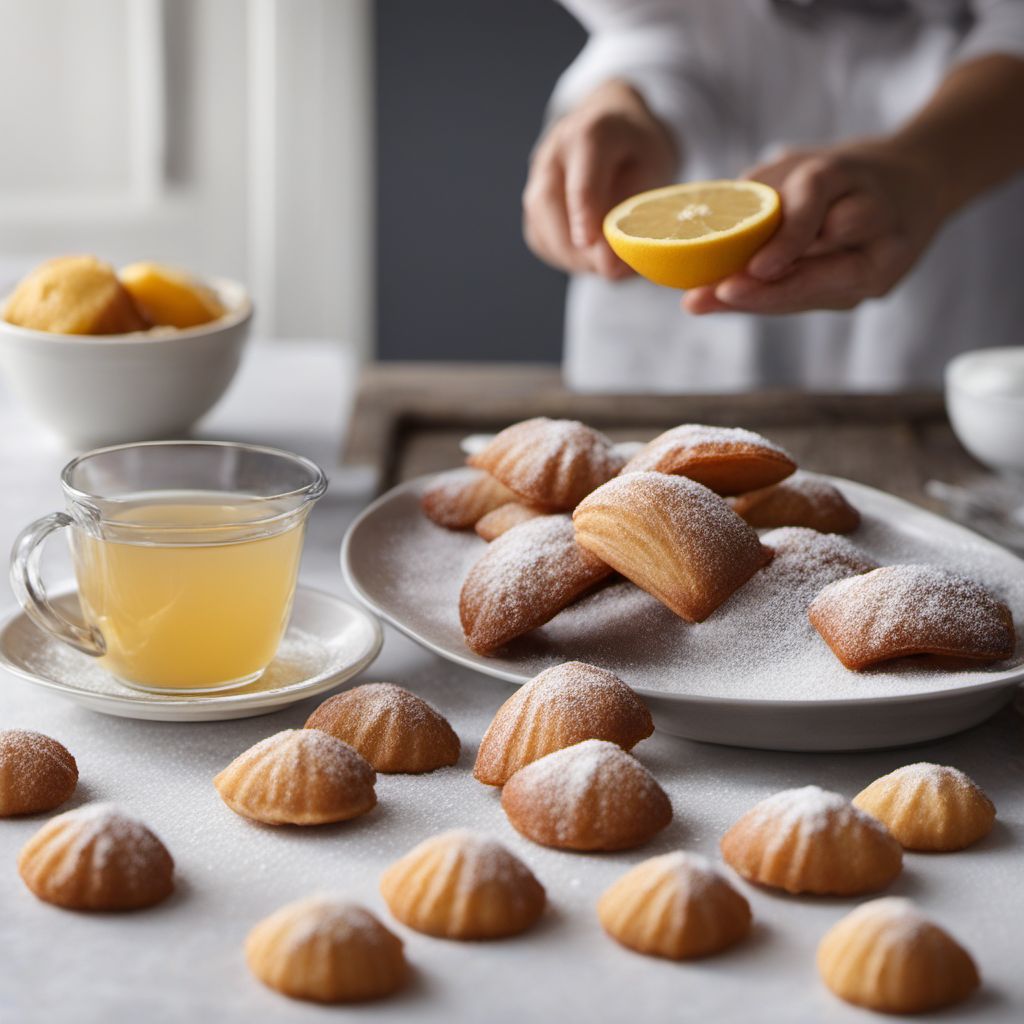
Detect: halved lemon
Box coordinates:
(603, 180, 781, 290)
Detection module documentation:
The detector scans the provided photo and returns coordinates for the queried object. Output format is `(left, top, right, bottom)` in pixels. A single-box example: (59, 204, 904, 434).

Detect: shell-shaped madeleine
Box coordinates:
(421, 467, 516, 529)
(459, 515, 612, 654)
(214, 729, 376, 825)
(731, 471, 860, 533)
(18, 802, 174, 910)
(573, 473, 770, 623)
(474, 661, 653, 786)
(720, 785, 902, 896)
(246, 897, 408, 1003)
(501, 739, 671, 852)
(0, 729, 78, 816)
(598, 852, 751, 960)
(817, 897, 979, 1014)
(853, 763, 995, 852)
(809, 565, 1016, 670)
(622, 424, 796, 495)
(380, 829, 545, 939)
(475, 502, 545, 541)
(305, 683, 460, 774)
(468, 417, 624, 511)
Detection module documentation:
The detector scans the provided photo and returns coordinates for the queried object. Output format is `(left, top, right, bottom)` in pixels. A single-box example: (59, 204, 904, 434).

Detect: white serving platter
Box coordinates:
(0, 585, 382, 721)
(341, 474, 1024, 751)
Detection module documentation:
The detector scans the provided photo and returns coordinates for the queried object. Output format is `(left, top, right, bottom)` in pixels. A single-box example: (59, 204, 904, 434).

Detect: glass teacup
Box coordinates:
(10, 441, 326, 693)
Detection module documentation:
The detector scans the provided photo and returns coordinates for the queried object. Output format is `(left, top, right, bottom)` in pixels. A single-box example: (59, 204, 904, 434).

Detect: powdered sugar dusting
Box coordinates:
(269, 897, 396, 954)
(0, 729, 77, 810)
(745, 785, 884, 837)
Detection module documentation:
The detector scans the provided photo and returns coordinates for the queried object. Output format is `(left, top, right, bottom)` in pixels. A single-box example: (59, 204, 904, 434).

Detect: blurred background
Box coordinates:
(0, 0, 584, 364)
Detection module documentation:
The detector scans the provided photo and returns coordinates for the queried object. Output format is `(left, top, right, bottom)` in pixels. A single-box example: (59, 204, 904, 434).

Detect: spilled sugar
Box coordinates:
(361, 486, 1024, 701)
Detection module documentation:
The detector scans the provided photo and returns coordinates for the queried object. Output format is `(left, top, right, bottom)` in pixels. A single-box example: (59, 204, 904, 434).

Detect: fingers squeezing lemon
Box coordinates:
(603, 180, 781, 290)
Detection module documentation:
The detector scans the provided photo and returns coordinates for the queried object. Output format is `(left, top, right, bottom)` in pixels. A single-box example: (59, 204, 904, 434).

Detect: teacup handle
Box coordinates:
(9, 512, 106, 657)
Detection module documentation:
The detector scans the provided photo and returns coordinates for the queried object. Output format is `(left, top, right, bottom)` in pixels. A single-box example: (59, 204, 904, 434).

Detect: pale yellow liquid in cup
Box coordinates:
(71, 492, 305, 692)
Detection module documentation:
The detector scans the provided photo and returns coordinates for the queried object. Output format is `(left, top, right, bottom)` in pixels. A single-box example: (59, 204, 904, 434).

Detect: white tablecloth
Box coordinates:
(0, 342, 1020, 1023)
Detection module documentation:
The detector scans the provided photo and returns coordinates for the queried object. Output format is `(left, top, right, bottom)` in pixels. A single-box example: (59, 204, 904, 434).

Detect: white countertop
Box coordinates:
(0, 342, 1021, 1024)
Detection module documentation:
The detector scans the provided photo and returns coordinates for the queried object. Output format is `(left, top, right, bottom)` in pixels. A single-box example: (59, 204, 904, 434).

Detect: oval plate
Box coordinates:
(0, 585, 382, 722)
(341, 475, 1024, 751)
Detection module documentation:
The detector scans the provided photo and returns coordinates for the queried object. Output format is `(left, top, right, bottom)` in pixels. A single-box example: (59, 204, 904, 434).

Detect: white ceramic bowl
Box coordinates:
(946, 347, 1024, 475)
(0, 277, 252, 448)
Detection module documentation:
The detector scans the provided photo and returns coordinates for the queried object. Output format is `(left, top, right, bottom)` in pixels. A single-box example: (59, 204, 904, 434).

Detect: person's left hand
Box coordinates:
(683, 139, 945, 315)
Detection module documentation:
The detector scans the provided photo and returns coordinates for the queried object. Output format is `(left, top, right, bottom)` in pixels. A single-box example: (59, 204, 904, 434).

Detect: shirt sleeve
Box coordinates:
(547, 0, 726, 178)
(954, 0, 1024, 64)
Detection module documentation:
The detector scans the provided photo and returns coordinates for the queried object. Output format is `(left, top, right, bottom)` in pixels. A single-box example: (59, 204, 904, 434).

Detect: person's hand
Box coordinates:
(683, 139, 945, 315)
(523, 79, 677, 280)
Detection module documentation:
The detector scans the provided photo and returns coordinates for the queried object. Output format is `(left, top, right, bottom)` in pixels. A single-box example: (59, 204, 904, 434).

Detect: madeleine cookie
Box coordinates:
(214, 729, 376, 825)
(573, 473, 770, 622)
(468, 417, 624, 511)
(18, 803, 174, 911)
(501, 739, 671, 852)
(421, 467, 516, 530)
(459, 515, 612, 654)
(598, 852, 751, 960)
(306, 683, 460, 774)
(246, 897, 408, 1003)
(0, 729, 78, 816)
(809, 565, 1016, 670)
(818, 898, 979, 1014)
(721, 786, 902, 896)
(475, 502, 545, 541)
(474, 661, 653, 786)
(731, 472, 860, 533)
(759, 527, 877, 586)
(854, 763, 995, 852)
(622, 424, 796, 495)
(380, 830, 545, 939)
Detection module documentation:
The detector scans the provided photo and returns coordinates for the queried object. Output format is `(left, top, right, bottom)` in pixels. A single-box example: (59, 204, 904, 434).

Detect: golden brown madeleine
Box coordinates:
(809, 565, 1016, 671)
(380, 829, 545, 939)
(501, 739, 671, 852)
(421, 467, 517, 529)
(0, 729, 78, 816)
(459, 515, 612, 654)
(474, 502, 545, 541)
(474, 661, 653, 786)
(622, 424, 796, 495)
(305, 683, 460, 774)
(468, 417, 624, 511)
(817, 898, 980, 1014)
(853, 763, 995, 852)
(720, 786, 902, 896)
(731, 471, 860, 533)
(18, 803, 174, 911)
(573, 472, 770, 623)
(4, 255, 149, 334)
(598, 851, 751, 960)
(246, 897, 408, 1003)
(759, 527, 877, 586)
(214, 729, 376, 825)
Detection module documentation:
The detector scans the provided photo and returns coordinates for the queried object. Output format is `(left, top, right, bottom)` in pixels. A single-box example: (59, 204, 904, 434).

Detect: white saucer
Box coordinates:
(0, 585, 383, 721)
(341, 475, 1024, 752)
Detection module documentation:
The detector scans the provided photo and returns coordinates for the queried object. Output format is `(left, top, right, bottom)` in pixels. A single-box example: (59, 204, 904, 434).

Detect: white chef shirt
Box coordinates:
(549, 0, 1024, 392)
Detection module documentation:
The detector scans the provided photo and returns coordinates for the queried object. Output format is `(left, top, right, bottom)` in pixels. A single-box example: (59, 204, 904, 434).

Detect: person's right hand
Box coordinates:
(523, 79, 678, 280)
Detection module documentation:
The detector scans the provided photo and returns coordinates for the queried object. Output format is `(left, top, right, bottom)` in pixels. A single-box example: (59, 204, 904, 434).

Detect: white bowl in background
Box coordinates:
(0, 277, 252, 448)
(946, 347, 1024, 475)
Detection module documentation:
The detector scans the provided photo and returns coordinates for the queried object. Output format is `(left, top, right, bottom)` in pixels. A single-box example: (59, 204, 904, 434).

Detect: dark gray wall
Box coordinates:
(375, 1, 585, 362)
